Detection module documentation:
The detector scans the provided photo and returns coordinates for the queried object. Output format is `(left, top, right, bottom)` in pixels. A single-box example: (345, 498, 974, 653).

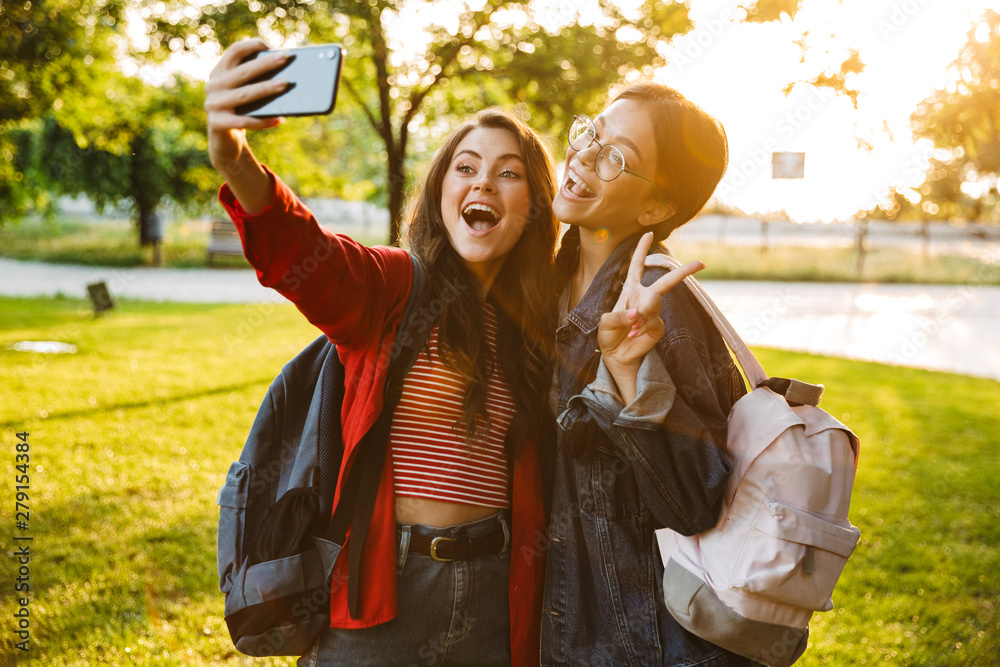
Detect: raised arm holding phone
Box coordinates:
(206, 38, 560, 666)
(205, 39, 290, 213)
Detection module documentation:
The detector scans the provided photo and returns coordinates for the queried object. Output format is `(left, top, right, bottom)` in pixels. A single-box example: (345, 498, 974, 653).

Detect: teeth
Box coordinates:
(462, 203, 500, 220)
(566, 170, 594, 195)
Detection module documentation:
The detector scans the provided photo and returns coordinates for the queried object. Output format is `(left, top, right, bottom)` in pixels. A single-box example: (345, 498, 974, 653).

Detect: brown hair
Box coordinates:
(614, 81, 729, 240)
(404, 108, 559, 455)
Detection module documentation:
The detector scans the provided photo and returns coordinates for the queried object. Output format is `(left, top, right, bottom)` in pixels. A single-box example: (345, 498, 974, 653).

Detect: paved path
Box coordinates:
(2, 258, 998, 382)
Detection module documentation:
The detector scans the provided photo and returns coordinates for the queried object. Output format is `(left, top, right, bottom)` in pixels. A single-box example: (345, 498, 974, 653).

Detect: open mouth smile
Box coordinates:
(462, 202, 502, 232)
(564, 168, 596, 199)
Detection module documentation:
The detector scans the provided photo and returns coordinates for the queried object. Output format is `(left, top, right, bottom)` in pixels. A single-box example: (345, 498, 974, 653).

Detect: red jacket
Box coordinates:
(219, 169, 546, 665)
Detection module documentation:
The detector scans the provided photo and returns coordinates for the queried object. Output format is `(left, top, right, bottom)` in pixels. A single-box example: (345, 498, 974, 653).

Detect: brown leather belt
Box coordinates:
(407, 530, 508, 562)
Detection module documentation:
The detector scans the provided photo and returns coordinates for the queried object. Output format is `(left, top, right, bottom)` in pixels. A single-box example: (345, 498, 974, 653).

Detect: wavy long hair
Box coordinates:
(404, 108, 559, 458)
(555, 82, 728, 383)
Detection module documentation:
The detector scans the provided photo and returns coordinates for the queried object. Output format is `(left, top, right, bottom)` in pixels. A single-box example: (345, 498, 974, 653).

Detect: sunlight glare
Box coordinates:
(120, 0, 1000, 223)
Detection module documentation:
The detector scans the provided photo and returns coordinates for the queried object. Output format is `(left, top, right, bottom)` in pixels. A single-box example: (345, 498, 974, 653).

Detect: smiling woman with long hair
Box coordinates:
(541, 82, 760, 666)
(205, 38, 558, 666)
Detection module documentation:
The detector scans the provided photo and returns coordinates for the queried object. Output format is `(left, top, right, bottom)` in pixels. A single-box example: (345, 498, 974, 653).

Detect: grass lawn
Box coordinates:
(667, 240, 1000, 286)
(1, 296, 997, 665)
(0, 216, 386, 269)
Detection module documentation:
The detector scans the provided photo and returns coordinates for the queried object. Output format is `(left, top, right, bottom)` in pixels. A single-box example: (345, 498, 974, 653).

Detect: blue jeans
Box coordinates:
(299, 511, 512, 667)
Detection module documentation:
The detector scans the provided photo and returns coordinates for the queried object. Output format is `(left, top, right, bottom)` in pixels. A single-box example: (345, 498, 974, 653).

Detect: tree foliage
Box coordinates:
(8, 0, 815, 246)
(145, 0, 693, 245)
(740, 0, 803, 24)
(34, 76, 215, 243)
(912, 11, 1000, 177)
(884, 9, 1000, 224)
(0, 0, 126, 219)
(785, 48, 864, 109)
(0, 0, 126, 124)
(865, 159, 976, 222)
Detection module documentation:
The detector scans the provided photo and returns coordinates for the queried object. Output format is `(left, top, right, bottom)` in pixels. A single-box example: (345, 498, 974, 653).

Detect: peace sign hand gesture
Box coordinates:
(597, 232, 705, 403)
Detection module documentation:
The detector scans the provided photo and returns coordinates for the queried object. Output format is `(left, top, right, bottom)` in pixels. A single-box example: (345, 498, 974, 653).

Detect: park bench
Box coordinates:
(207, 218, 244, 266)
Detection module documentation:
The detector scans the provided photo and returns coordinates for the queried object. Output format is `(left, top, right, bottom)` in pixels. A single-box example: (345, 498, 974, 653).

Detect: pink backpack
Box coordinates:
(646, 255, 861, 667)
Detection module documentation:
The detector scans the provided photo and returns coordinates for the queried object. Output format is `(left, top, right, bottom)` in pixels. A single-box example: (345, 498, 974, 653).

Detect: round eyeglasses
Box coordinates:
(568, 115, 658, 187)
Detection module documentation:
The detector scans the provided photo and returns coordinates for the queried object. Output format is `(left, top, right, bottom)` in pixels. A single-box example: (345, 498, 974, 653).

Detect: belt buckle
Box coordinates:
(429, 536, 457, 562)
(498, 512, 511, 558)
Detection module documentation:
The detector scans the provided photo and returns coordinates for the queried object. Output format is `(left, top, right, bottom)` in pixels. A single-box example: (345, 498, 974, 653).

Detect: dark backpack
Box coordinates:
(216, 255, 431, 657)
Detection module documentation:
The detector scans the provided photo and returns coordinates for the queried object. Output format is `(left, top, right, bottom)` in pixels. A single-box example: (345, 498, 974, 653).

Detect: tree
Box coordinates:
(147, 0, 694, 245)
(865, 159, 972, 222)
(910, 9, 1000, 224)
(784, 48, 864, 109)
(0, 0, 128, 124)
(740, 0, 805, 23)
(0, 0, 126, 220)
(35, 76, 215, 263)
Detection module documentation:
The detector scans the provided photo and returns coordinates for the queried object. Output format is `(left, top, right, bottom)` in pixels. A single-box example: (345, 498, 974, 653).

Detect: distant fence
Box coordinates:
(672, 215, 1000, 266)
(52, 195, 1000, 264)
(54, 194, 392, 238)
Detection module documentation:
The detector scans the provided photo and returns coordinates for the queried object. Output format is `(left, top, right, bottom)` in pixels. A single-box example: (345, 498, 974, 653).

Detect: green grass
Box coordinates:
(1, 296, 998, 665)
(749, 349, 1000, 665)
(1, 296, 318, 666)
(669, 241, 1000, 285)
(0, 216, 387, 269)
(0, 217, 228, 269)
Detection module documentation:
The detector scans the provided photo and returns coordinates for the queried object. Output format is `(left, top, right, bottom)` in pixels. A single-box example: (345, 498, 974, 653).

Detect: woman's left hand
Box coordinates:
(598, 232, 704, 399)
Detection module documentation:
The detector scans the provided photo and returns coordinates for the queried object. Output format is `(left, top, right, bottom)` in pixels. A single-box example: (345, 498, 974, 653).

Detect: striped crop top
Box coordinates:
(389, 303, 515, 509)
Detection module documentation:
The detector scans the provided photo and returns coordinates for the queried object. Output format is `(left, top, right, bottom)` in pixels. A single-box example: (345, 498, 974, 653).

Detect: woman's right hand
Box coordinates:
(598, 232, 704, 403)
(204, 38, 290, 171)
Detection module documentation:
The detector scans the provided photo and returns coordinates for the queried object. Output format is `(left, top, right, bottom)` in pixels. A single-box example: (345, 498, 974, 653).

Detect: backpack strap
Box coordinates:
(321, 253, 434, 618)
(315, 343, 344, 529)
(643, 254, 823, 407)
(758, 377, 824, 407)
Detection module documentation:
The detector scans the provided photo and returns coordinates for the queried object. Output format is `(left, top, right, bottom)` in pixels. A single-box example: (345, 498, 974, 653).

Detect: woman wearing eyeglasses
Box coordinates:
(541, 82, 758, 665)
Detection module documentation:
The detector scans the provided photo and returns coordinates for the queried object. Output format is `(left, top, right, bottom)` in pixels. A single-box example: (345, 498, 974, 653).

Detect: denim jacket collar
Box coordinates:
(561, 235, 641, 334)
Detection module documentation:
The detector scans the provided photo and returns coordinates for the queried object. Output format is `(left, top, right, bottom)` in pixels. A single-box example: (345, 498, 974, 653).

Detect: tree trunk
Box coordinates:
(855, 217, 868, 277)
(387, 120, 409, 247)
(387, 149, 406, 247)
(138, 207, 164, 267)
(130, 133, 164, 265)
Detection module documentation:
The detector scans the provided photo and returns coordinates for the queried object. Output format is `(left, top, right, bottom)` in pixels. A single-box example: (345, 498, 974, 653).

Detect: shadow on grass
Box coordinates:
(0, 377, 274, 429)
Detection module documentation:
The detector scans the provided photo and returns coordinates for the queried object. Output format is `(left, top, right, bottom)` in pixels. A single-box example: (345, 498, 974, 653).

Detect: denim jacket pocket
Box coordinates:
(589, 444, 647, 525)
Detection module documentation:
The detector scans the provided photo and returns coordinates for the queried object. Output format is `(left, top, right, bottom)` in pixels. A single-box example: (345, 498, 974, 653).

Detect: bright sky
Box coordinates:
(136, 0, 1000, 222)
(656, 0, 1000, 222)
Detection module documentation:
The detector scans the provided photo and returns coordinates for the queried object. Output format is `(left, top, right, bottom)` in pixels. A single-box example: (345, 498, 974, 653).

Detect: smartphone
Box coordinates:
(235, 44, 344, 118)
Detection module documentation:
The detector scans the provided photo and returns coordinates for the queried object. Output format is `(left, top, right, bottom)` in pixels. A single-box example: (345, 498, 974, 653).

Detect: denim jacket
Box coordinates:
(541, 240, 754, 666)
